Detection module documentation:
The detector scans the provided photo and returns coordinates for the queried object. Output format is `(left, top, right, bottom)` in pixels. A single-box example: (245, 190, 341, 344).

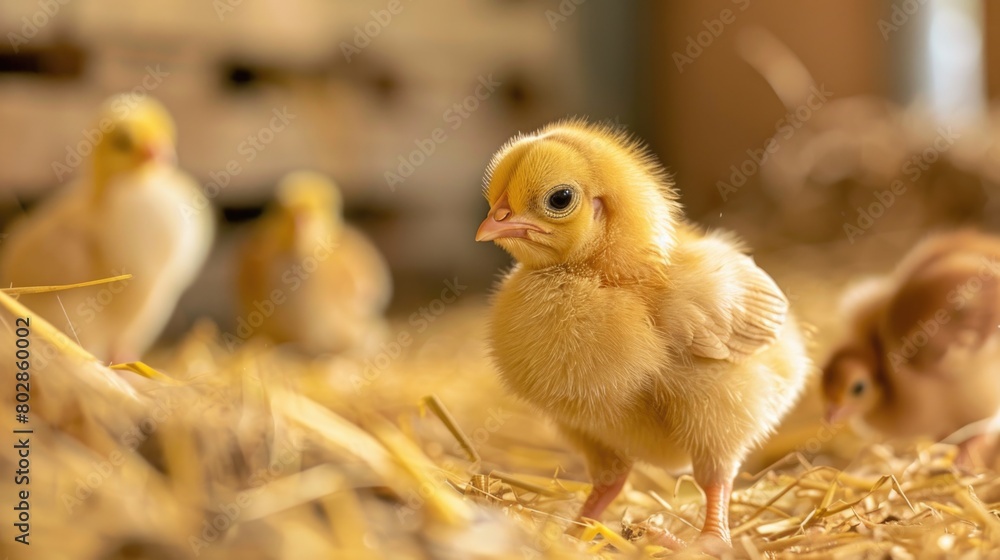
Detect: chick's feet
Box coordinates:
(692, 533, 734, 557)
(641, 524, 687, 551)
(678, 472, 736, 556)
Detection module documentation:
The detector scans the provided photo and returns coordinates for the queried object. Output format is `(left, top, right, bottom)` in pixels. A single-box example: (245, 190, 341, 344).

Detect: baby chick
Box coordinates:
(476, 120, 811, 550)
(0, 95, 213, 363)
(822, 231, 1000, 462)
(236, 171, 392, 354)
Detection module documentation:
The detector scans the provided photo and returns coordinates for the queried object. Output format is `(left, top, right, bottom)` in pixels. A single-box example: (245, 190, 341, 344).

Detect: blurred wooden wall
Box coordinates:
(641, 1, 892, 238)
(985, 0, 1000, 99)
(0, 0, 601, 314)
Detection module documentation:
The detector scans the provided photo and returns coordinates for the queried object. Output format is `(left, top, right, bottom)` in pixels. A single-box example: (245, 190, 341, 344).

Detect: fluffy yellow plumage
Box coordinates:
(822, 230, 1000, 465)
(236, 171, 392, 354)
(477, 120, 811, 551)
(0, 94, 214, 363)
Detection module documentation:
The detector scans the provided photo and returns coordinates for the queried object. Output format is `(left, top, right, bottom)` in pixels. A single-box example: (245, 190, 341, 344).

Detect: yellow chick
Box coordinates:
(476, 120, 811, 550)
(822, 231, 1000, 463)
(0, 94, 214, 363)
(236, 171, 392, 354)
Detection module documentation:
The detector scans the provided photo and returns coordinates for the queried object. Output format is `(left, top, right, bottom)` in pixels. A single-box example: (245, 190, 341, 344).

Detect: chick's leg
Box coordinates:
(561, 431, 631, 534)
(573, 440, 632, 522)
(566, 461, 629, 540)
(564, 434, 686, 551)
(692, 457, 736, 550)
(699, 479, 732, 542)
(577, 461, 630, 521)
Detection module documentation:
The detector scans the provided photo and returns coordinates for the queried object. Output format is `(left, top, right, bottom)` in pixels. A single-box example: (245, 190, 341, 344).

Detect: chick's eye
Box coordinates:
(543, 185, 578, 217)
(111, 132, 133, 152)
(850, 381, 865, 396)
(548, 189, 572, 210)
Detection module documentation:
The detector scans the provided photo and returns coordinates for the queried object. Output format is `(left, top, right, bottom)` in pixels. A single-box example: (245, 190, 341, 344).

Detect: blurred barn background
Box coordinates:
(1, 0, 999, 324)
(4, 1, 1000, 558)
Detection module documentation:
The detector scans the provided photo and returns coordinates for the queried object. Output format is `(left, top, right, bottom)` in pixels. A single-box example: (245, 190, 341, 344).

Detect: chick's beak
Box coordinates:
(824, 403, 852, 425)
(292, 209, 310, 234)
(139, 143, 177, 166)
(475, 191, 547, 242)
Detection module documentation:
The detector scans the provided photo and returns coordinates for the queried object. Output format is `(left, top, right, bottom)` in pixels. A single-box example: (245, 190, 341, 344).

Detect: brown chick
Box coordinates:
(475, 120, 812, 550)
(236, 171, 392, 354)
(822, 230, 1000, 463)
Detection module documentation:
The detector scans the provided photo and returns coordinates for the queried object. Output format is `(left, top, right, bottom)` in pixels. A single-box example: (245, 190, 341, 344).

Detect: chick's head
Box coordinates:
(94, 94, 178, 183)
(270, 171, 343, 253)
(477, 141, 601, 267)
(821, 347, 883, 425)
(477, 120, 679, 269)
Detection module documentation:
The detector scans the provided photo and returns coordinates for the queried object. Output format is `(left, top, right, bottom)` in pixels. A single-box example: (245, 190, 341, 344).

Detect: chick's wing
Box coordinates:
(665, 237, 788, 361)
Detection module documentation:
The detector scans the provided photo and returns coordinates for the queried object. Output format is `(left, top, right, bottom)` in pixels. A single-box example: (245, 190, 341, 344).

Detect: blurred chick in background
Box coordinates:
(477, 120, 811, 551)
(0, 94, 214, 363)
(822, 230, 1000, 466)
(237, 171, 391, 355)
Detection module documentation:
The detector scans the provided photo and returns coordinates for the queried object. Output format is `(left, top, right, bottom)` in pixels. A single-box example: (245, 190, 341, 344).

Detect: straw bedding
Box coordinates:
(0, 264, 998, 560)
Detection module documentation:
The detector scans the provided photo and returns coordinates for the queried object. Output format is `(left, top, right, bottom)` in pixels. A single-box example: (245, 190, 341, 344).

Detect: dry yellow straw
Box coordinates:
(110, 361, 180, 384)
(2, 273, 133, 295)
(421, 394, 481, 464)
(0, 289, 100, 363)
